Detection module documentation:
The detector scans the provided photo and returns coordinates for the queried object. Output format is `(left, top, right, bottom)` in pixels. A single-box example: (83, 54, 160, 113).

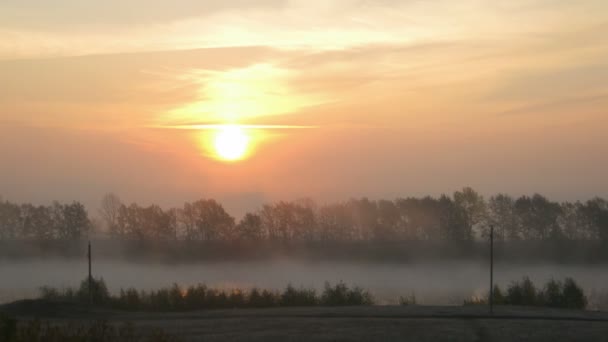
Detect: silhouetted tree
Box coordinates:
(181, 199, 234, 241)
(487, 194, 519, 241)
(582, 198, 608, 243)
(99, 193, 122, 236)
(317, 203, 354, 241)
(453, 187, 486, 241)
(57, 201, 91, 239)
(0, 200, 20, 240)
(235, 213, 264, 240)
(374, 200, 401, 240)
(559, 201, 590, 240)
(1, 191, 607, 250)
(396, 197, 442, 240)
(20, 204, 54, 240)
(515, 194, 562, 240)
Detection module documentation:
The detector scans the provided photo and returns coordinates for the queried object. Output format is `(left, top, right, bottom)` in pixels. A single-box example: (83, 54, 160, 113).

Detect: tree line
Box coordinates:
(0, 200, 90, 240)
(1, 188, 607, 243)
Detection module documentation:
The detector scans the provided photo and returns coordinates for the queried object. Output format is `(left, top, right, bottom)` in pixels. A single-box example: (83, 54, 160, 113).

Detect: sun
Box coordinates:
(213, 125, 250, 161)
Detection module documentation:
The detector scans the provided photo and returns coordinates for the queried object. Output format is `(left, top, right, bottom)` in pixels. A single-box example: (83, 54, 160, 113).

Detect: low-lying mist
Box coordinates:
(2, 258, 608, 309)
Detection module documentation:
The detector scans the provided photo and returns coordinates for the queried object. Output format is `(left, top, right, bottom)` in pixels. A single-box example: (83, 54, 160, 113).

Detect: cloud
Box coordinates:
(0, 46, 281, 128)
(0, 0, 287, 32)
(497, 94, 608, 116)
(488, 65, 608, 103)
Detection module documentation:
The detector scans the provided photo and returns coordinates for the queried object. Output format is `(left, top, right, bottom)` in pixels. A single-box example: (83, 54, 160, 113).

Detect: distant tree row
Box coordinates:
(98, 189, 608, 243)
(0, 200, 90, 240)
(1, 188, 607, 243)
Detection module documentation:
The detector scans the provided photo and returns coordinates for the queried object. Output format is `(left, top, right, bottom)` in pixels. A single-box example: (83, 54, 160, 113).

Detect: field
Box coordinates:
(2, 301, 608, 342)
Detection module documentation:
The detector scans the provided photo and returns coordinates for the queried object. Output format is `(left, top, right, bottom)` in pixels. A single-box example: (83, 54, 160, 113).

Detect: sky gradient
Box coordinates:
(1, 0, 607, 216)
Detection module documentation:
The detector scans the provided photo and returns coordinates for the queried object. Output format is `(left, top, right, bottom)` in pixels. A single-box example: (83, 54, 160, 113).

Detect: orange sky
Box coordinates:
(0, 0, 607, 216)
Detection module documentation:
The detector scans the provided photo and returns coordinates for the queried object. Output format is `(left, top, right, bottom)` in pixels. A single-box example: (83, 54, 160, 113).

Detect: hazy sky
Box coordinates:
(1, 0, 607, 216)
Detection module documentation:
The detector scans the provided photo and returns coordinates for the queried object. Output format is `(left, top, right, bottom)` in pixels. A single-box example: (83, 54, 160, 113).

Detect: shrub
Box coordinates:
(118, 288, 141, 310)
(399, 293, 417, 306)
(39, 286, 60, 301)
(184, 284, 207, 309)
(251, 288, 279, 308)
(540, 278, 563, 307)
(505, 277, 537, 306)
(492, 285, 506, 305)
(321, 281, 374, 306)
(465, 277, 587, 310)
(77, 277, 110, 304)
(280, 284, 318, 306)
(346, 286, 374, 306)
(261, 289, 280, 307)
(520, 277, 538, 305)
(228, 289, 246, 308)
(168, 284, 184, 310)
(562, 277, 587, 309)
(38, 279, 375, 311)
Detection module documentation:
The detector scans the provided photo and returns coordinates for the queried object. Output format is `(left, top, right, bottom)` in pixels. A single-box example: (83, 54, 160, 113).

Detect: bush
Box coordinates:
(184, 284, 207, 309)
(118, 288, 141, 309)
(248, 288, 269, 308)
(38, 279, 375, 311)
(321, 281, 374, 306)
(77, 277, 110, 304)
(540, 278, 563, 307)
(492, 285, 506, 305)
(280, 284, 318, 306)
(168, 284, 184, 310)
(504, 277, 537, 306)
(228, 289, 246, 308)
(39, 286, 76, 302)
(465, 277, 587, 310)
(249, 288, 279, 308)
(399, 293, 417, 306)
(562, 277, 587, 309)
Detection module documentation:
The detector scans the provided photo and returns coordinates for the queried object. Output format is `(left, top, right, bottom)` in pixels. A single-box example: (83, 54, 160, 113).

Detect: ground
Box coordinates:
(2, 301, 608, 341)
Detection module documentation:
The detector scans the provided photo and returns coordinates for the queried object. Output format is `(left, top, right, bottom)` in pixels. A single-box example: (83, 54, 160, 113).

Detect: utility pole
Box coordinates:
(88, 241, 93, 305)
(489, 225, 494, 314)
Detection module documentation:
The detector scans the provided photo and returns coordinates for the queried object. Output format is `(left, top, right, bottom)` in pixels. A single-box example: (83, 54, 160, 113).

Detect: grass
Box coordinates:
(0, 315, 178, 342)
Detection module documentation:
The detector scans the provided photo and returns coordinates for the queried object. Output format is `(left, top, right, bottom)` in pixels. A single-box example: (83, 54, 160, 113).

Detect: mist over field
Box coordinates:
(2, 257, 608, 309)
(2, 189, 608, 311)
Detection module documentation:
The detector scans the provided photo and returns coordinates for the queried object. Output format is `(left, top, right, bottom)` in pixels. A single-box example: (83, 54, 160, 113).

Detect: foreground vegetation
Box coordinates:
(40, 278, 374, 311)
(465, 277, 588, 309)
(0, 316, 177, 342)
(39, 275, 589, 312)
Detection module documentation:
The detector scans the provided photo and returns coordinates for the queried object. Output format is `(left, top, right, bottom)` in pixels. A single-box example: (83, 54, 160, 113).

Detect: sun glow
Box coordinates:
(163, 64, 327, 124)
(212, 125, 250, 161)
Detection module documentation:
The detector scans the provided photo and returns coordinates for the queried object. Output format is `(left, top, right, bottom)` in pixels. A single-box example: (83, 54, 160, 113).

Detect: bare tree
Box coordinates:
(99, 193, 123, 236)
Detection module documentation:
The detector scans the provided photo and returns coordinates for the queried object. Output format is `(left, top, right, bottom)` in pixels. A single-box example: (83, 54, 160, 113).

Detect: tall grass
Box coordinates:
(465, 277, 588, 309)
(39, 279, 375, 311)
(40, 277, 110, 305)
(0, 315, 177, 342)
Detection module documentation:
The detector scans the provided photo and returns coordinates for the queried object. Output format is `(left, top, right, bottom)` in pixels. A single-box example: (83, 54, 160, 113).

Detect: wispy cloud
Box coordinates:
(155, 124, 317, 130)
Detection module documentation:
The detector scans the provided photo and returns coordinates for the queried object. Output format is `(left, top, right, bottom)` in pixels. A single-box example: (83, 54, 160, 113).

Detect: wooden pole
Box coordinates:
(88, 241, 92, 305)
(490, 225, 494, 314)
